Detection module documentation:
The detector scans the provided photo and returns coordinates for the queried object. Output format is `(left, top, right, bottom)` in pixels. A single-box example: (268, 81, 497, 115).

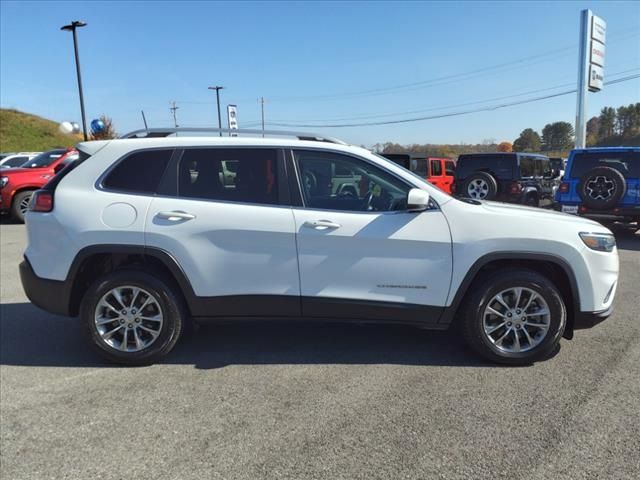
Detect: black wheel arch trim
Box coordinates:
(439, 251, 581, 332)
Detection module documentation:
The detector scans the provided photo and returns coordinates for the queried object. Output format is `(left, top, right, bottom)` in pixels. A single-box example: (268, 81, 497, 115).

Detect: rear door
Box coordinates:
(428, 158, 445, 190)
(145, 147, 301, 317)
(291, 149, 452, 324)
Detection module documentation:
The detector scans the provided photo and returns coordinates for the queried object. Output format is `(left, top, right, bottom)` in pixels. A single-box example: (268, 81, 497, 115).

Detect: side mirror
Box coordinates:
(407, 188, 430, 212)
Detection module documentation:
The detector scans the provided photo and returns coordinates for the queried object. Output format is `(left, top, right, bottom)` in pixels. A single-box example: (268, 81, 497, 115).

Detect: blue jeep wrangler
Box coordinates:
(555, 147, 639, 229)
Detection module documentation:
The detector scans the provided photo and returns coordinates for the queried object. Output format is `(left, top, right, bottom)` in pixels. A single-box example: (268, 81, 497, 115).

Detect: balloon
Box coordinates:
(90, 119, 105, 134)
(71, 122, 81, 134)
(59, 121, 73, 134)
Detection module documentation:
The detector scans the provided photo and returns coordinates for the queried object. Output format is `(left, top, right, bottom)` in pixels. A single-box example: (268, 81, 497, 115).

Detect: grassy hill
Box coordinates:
(0, 108, 81, 152)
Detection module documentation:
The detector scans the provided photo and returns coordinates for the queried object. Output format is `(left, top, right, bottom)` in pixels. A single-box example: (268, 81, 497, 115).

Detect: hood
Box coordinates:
(480, 200, 604, 229)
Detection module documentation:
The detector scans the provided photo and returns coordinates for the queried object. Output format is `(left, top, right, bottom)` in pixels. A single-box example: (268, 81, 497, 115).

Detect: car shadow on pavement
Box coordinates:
(0, 302, 546, 369)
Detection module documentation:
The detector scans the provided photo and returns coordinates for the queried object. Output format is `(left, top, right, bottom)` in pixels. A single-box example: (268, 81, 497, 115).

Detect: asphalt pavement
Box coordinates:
(1, 219, 639, 480)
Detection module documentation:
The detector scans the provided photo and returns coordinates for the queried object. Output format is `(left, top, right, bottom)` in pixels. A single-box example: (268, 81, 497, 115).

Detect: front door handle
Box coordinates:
(156, 210, 196, 221)
(304, 219, 341, 230)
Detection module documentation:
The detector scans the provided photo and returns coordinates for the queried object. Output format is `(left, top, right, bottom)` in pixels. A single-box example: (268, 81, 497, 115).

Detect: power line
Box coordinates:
(266, 74, 640, 128)
(267, 68, 640, 123)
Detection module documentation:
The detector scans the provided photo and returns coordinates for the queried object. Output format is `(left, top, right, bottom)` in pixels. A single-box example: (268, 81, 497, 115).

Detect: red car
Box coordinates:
(381, 153, 456, 194)
(0, 148, 77, 222)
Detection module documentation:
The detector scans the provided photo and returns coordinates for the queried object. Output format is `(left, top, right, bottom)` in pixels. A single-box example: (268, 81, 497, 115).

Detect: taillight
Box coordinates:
(30, 190, 53, 212)
(558, 182, 570, 194)
(509, 182, 522, 194)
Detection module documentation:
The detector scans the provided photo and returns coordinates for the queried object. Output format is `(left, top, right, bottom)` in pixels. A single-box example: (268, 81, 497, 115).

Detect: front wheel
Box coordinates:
(461, 269, 566, 365)
(11, 190, 34, 223)
(80, 270, 186, 365)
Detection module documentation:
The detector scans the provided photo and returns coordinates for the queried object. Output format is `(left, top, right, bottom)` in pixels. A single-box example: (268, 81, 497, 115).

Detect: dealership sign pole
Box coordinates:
(575, 9, 606, 149)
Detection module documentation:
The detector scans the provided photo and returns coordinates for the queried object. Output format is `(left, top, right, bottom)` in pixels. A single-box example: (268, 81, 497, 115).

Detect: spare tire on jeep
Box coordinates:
(462, 172, 498, 200)
(577, 166, 626, 210)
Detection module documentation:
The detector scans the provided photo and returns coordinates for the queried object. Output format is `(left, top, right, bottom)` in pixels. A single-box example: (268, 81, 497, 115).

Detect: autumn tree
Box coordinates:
(513, 128, 541, 152)
(541, 122, 574, 151)
(90, 115, 117, 140)
(497, 141, 513, 152)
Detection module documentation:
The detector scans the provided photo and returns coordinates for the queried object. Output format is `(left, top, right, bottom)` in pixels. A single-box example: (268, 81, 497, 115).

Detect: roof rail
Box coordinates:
(119, 127, 347, 145)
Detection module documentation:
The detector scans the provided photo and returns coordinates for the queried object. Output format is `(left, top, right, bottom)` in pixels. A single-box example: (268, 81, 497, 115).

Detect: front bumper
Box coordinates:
(573, 305, 614, 330)
(19, 257, 73, 316)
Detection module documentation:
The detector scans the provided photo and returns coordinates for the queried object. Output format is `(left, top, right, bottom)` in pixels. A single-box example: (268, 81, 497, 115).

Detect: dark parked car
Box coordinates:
(454, 153, 560, 207)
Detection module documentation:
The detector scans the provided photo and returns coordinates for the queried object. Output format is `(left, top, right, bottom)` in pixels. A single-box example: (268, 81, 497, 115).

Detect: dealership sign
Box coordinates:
(227, 105, 238, 136)
(588, 14, 606, 91)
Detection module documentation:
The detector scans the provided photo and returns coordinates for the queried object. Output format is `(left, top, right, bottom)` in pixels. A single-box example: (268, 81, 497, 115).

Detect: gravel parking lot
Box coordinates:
(1, 219, 639, 480)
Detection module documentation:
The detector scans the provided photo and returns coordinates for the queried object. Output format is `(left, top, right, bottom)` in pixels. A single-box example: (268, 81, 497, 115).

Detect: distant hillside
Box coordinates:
(0, 108, 80, 152)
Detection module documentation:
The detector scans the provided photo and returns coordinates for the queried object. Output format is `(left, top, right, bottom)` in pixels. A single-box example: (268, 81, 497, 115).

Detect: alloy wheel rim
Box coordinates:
(482, 287, 551, 354)
(586, 175, 615, 200)
(467, 179, 489, 199)
(94, 286, 163, 353)
(19, 195, 31, 215)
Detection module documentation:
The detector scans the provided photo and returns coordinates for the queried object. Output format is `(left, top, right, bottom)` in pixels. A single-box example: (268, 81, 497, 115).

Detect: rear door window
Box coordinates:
(178, 148, 279, 205)
(103, 149, 173, 193)
(520, 157, 535, 177)
(445, 161, 455, 176)
(430, 159, 442, 176)
(411, 159, 428, 177)
(569, 151, 640, 177)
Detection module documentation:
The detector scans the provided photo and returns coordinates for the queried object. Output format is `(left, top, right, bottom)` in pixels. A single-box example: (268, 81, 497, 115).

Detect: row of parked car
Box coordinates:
(382, 147, 639, 229)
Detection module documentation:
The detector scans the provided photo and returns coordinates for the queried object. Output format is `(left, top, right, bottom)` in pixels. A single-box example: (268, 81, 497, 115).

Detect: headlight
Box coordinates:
(579, 232, 616, 252)
(0, 177, 8, 189)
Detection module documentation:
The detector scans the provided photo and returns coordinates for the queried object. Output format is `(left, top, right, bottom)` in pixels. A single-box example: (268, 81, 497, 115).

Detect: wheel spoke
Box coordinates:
(140, 315, 162, 323)
(102, 324, 124, 340)
(522, 292, 538, 312)
(133, 328, 144, 350)
(486, 306, 506, 318)
(111, 289, 126, 310)
(120, 328, 129, 351)
(494, 328, 512, 346)
(99, 300, 121, 316)
(528, 308, 550, 317)
(522, 327, 535, 345)
(130, 287, 141, 309)
(485, 322, 506, 334)
(96, 316, 120, 326)
(138, 324, 160, 337)
(526, 322, 548, 330)
(514, 288, 523, 309)
(495, 293, 511, 311)
(512, 330, 521, 352)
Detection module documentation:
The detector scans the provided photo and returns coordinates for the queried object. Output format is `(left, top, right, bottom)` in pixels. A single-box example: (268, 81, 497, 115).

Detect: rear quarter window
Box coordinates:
(456, 154, 516, 180)
(569, 151, 640, 178)
(102, 149, 173, 193)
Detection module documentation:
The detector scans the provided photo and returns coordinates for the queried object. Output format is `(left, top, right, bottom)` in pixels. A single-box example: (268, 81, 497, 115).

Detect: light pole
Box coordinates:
(61, 21, 88, 141)
(208, 86, 224, 136)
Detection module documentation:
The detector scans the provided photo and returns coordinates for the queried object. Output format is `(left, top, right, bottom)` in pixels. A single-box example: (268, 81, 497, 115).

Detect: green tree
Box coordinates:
(598, 107, 616, 139)
(513, 128, 541, 152)
(541, 122, 574, 151)
(586, 116, 600, 146)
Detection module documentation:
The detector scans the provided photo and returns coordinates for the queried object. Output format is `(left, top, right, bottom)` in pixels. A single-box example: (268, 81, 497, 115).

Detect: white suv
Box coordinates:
(19, 129, 619, 365)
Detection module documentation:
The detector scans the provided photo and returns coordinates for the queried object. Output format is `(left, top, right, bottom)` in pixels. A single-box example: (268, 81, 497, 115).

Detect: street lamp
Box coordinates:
(61, 21, 88, 141)
(208, 86, 224, 136)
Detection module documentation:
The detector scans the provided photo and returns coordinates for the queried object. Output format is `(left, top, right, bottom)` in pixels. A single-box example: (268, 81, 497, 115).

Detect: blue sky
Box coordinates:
(1, 0, 638, 146)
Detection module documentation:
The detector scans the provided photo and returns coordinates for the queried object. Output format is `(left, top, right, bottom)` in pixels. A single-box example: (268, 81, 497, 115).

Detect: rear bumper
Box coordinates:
(19, 257, 72, 316)
(554, 203, 640, 221)
(573, 305, 614, 330)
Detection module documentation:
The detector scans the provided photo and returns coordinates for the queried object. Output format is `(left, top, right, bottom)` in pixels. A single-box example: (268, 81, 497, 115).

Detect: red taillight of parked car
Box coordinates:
(508, 182, 522, 194)
(30, 190, 53, 212)
(558, 182, 570, 194)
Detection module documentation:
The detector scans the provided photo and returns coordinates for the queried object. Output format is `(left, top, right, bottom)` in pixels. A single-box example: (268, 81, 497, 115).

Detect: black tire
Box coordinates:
(524, 194, 538, 207)
(80, 270, 186, 365)
(577, 166, 626, 210)
(462, 172, 498, 200)
(461, 269, 566, 366)
(11, 190, 34, 223)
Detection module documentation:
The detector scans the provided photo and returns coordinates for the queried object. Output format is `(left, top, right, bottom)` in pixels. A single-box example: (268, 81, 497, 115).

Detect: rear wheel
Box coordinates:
(577, 166, 626, 210)
(80, 270, 186, 365)
(11, 190, 34, 223)
(461, 269, 566, 365)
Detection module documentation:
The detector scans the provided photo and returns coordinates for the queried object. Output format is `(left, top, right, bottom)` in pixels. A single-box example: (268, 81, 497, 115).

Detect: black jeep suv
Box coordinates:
(454, 153, 560, 207)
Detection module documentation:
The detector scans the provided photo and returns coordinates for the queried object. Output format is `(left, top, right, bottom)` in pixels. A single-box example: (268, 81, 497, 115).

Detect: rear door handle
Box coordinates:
(304, 219, 341, 230)
(156, 210, 196, 221)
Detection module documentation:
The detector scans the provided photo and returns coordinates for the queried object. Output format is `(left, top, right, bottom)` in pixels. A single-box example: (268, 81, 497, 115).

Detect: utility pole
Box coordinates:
(60, 21, 88, 141)
(260, 97, 265, 137)
(208, 86, 224, 136)
(170, 101, 179, 128)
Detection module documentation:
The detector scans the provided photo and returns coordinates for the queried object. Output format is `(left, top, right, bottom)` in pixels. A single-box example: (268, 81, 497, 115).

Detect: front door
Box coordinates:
(291, 149, 452, 324)
(145, 147, 300, 317)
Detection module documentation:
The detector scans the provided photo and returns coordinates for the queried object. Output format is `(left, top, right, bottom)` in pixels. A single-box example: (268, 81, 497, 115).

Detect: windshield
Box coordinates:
(570, 151, 640, 177)
(22, 149, 67, 168)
